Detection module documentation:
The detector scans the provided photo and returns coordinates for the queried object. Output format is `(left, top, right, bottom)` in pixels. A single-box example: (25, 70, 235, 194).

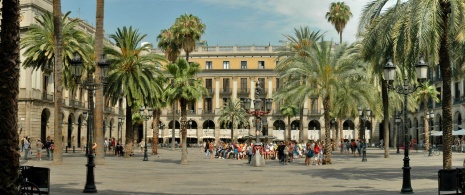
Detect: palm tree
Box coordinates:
(21, 11, 90, 88)
(359, 0, 465, 168)
(325, 2, 353, 44)
(157, 28, 181, 63)
(0, 0, 21, 193)
(276, 26, 324, 142)
(104, 26, 163, 158)
(52, 0, 64, 165)
(149, 76, 168, 155)
(172, 14, 206, 62)
(164, 58, 207, 164)
(218, 99, 248, 143)
(93, 0, 106, 165)
(414, 82, 439, 152)
(279, 101, 298, 142)
(278, 41, 366, 164)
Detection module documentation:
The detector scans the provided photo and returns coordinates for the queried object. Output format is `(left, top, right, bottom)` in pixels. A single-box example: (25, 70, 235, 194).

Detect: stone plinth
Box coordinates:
(250, 150, 265, 167)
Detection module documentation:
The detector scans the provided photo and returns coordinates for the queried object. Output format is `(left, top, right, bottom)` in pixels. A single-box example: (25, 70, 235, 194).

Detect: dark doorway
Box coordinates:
(40, 109, 50, 143)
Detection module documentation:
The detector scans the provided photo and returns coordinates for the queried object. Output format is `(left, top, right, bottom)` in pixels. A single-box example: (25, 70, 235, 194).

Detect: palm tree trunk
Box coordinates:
(323, 97, 332, 164)
(0, 0, 21, 192)
(152, 109, 161, 155)
(180, 99, 188, 164)
(424, 101, 430, 152)
(339, 31, 343, 45)
(440, 0, 452, 169)
(299, 104, 304, 143)
(381, 79, 390, 158)
(337, 118, 343, 149)
(231, 118, 235, 143)
(124, 103, 133, 158)
(94, 0, 105, 165)
(287, 116, 291, 142)
(53, 0, 64, 165)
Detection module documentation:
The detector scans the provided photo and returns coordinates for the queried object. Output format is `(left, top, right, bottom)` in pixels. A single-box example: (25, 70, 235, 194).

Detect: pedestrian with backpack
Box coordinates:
(305, 143, 314, 166)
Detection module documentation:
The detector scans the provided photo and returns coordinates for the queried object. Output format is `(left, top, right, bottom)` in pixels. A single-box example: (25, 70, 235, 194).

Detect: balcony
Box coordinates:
(307, 109, 322, 116)
(220, 88, 232, 96)
(271, 110, 281, 116)
(203, 88, 214, 97)
(187, 110, 196, 116)
(42, 93, 53, 102)
(167, 110, 180, 115)
(237, 88, 249, 97)
(104, 107, 114, 113)
(454, 96, 465, 104)
(69, 100, 84, 108)
(202, 110, 215, 117)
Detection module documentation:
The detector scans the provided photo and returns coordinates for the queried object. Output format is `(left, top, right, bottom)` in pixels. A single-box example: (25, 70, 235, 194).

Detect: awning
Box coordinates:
(200, 136, 215, 139)
(163, 135, 180, 138)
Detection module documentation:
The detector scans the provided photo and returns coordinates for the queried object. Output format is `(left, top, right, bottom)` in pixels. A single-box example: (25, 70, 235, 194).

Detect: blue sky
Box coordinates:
(62, 0, 370, 47)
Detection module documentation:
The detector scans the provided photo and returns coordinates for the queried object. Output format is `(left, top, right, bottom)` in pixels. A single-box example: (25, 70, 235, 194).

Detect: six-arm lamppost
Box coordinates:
(70, 52, 110, 193)
(118, 117, 124, 144)
(358, 107, 371, 162)
(243, 80, 272, 143)
(383, 57, 428, 194)
(140, 107, 153, 161)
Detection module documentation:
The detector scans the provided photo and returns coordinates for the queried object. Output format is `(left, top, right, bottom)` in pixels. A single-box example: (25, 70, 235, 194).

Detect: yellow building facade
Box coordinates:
(154, 45, 377, 144)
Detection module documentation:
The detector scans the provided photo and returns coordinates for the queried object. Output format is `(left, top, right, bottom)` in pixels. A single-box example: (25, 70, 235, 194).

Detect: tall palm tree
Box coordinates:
(104, 26, 163, 158)
(276, 26, 324, 142)
(149, 75, 168, 155)
(359, 0, 465, 168)
(414, 82, 439, 152)
(172, 14, 206, 62)
(21, 11, 90, 88)
(94, 0, 106, 165)
(0, 0, 21, 193)
(278, 41, 365, 164)
(52, 0, 64, 165)
(164, 58, 207, 164)
(325, 2, 353, 44)
(279, 101, 298, 142)
(157, 28, 181, 63)
(218, 99, 248, 143)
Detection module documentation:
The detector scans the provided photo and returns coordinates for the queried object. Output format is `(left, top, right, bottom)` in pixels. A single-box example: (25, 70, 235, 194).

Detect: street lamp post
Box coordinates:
(140, 107, 153, 161)
(395, 112, 402, 154)
(427, 110, 435, 156)
(243, 80, 272, 143)
(383, 57, 428, 194)
(70, 52, 110, 193)
(358, 107, 371, 162)
(159, 123, 164, 147)
(118, 117, 124, 144)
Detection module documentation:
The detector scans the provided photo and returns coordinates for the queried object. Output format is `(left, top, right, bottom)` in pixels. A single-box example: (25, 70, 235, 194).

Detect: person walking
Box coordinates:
(49, 140, 54, 160)
(247, 143, 253, 164)
(23, 137, 31, 160)
(36, 139, 44, 160)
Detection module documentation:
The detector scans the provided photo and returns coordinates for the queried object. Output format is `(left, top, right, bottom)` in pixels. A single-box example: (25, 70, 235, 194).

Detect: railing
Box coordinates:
(220, 88, 232, 96)
(202, 110, 215, 115)
(69, 100, 84, 108)
(187, 110, 196, 116)
(237, 88, 249, 95)
(119, 108, 124, 115)
(308, 109, 322, 115)
(167, 110, 180, 115)
(204, 88, 214, 97)
(104, 107, 114, 113)
(42, 93, 53, 101)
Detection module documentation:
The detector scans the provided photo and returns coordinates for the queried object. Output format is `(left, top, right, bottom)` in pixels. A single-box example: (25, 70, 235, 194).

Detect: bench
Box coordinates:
(22, 166, 50, 194)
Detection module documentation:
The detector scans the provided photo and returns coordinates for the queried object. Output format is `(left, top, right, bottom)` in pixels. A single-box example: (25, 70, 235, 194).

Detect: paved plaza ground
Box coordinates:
(20, 147, 465, 195)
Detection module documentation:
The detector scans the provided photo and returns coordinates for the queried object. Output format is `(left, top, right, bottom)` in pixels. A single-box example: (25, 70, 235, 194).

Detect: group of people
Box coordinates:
(340, 139, 365, 156)
(201, 140, 328, 166)
(21, 136, 54, 161)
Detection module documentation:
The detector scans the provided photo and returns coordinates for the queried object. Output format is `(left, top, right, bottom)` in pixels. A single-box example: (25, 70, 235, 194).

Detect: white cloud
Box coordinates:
(200, 0, 368, 43)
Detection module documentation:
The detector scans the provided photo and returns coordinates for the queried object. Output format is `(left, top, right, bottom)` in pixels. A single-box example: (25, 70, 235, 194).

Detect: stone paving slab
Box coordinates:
(20, 147, 465, 194)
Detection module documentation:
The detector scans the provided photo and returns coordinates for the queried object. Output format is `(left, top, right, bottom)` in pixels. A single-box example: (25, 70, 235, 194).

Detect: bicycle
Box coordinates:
(19, 166, 41, 195)
(423, 146, 441, 156)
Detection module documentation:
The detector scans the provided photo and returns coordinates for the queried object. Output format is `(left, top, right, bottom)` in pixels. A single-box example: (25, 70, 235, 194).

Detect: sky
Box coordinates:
(62, 0, 372, 47)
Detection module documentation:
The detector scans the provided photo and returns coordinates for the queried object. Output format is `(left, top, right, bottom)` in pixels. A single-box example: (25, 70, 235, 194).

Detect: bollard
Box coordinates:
(73, 146, 75, 153)
(65, 146, 68, 153)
